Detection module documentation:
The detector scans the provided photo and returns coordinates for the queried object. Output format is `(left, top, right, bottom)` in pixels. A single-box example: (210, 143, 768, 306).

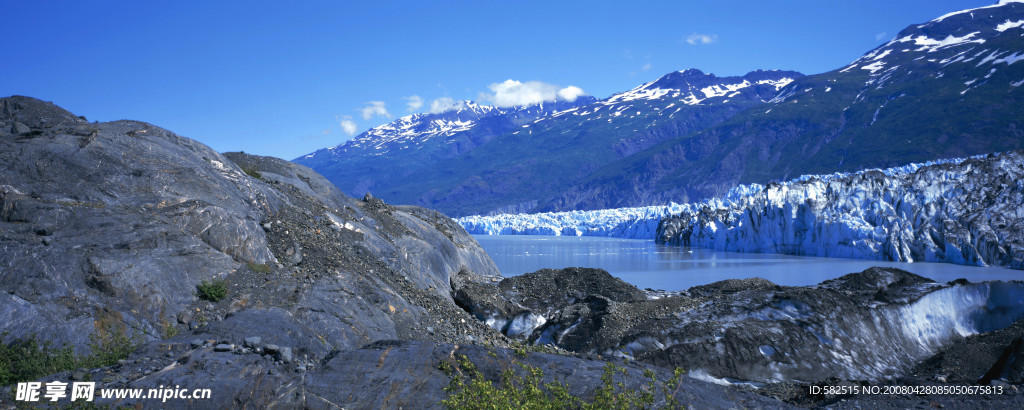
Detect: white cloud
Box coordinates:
(641, 63, 652, 71)
(359, 101, 391, 120)
(429, 96, 456, 113)
(403, 95, 424, 112)
(685, 33, 718, 45)
(875, 32, 888, 41)
(557, 85, 586, 102)
(480, 79, 588, 107)
(336, 114, 358, 136)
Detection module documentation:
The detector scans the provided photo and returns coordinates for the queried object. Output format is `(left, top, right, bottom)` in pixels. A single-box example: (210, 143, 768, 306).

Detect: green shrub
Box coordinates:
(0, 333, 76, 386)
(242, 167, 262, 179)
(161, 320, 180, 338)
(247, 262, 270, 273)
(78, 325, 142, 369)
(440, 354, 577, 409)
(439, 353, 687, 409)
(0, 325, 141, 386)
(196, 278, 228, 302)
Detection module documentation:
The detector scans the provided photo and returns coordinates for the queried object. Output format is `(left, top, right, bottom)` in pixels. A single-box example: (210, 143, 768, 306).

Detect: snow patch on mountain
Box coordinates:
(331, 101, 498, 156)
(933, 0, 1023, 23)
(996, 18, 1024, 31)
(605, 70, 795, 106)
(893, 32, 987, 53)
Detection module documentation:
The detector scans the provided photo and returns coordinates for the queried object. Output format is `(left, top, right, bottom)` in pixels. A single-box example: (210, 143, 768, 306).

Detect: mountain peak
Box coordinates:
(449, 100, 489, 113)
(931, 0, 1024, 24)
(649, 69, 717, 90)
(298, 94, 597, 162)
(606, 69, 801, 105)
(2, 95, 87, 130)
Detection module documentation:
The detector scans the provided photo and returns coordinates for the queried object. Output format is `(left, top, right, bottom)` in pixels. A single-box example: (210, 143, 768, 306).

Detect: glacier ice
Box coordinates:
(657, 151, 1024, 269)
(459, 203, 690, 238)
(459, 152, 1024, 270)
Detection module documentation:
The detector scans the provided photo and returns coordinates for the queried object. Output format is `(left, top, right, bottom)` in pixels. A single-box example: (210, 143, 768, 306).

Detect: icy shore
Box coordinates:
(458, 152, 1024, 269)
(657, 152, 1024, 268)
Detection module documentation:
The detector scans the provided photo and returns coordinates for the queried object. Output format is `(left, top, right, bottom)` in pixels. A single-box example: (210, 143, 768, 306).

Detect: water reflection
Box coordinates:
(473, 235, 1024, 291)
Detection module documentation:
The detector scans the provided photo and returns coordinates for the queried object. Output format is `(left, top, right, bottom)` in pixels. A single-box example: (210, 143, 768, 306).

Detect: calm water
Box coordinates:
(473, 235, 1024, 291)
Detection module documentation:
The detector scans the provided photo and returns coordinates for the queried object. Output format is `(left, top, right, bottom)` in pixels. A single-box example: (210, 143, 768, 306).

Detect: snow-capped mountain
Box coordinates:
(295, 97, 595, 197)
(551, 0, 1024, 211)
(299, 1, 1024, 217)
(296, 69, 801, 216)
(807, 0, 1024, 105)
(301, 99, 593, 161)
(605, 68, 795, 105)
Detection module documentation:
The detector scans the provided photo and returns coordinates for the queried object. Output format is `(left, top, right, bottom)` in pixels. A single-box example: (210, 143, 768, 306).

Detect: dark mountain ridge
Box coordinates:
(297, 69, 803, 216)
(555, 0, 1024, 210)
(297, 1, 1024, 217)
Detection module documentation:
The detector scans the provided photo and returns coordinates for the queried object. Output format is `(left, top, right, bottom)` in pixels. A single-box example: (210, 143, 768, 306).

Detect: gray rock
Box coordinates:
(244, 336, 262, 348)
(0, 96, 816, 407)
(286, 243, 302, 264)
(177, 311, 192, 325)
(190, 339, 203, 349)
(79, 341, 790, 409)
(11, 122, 29, 134)
(277, 347, 293, 363)
(214, 344, 233, 352)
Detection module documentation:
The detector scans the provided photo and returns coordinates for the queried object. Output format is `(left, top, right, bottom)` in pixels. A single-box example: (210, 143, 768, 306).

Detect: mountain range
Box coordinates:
(297, 1, 1024, 218)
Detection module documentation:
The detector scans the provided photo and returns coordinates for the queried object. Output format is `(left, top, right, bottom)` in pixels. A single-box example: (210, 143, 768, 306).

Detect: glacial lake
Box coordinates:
(473, 235, 1024, 291)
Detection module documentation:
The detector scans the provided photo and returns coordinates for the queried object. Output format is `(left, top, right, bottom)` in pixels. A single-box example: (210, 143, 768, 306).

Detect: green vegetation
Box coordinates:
(0, 325, 142, 386)
(0, 334, 75, 386)
(78, 326, 142, 369)
(439, 353, 687, 409)
(196, 278, 228, 302)
(161, 320, 180, 338)
(247, 262, 271, 273)
(241, 167, 262, 179)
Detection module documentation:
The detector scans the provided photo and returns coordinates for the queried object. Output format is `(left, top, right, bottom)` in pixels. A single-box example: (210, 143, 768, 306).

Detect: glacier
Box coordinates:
(459, 203, 689, 238)
(458, 152, 1024, 269)
(657, 151, 1024, 269)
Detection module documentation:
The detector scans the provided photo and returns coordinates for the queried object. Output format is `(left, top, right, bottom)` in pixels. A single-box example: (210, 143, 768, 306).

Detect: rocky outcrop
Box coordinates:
(0, 95, 504, 365)
(6, 96, 1021, 407)
(657, 151, 1024, 269)
(0, 96, 792, 408)
(457, 265, 1024, 389)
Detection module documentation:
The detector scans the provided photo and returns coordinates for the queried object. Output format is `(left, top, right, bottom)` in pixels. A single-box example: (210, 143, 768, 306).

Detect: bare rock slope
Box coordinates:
(0, 96, 784, 408)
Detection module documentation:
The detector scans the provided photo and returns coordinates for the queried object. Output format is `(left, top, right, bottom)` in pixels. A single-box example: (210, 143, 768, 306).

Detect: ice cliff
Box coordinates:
(459, 152, 1024, 269)
(657, 151, 1024, 268)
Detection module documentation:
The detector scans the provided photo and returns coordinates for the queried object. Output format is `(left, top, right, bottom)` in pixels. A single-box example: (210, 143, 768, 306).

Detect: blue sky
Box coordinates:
(2, 0, 995, 159)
